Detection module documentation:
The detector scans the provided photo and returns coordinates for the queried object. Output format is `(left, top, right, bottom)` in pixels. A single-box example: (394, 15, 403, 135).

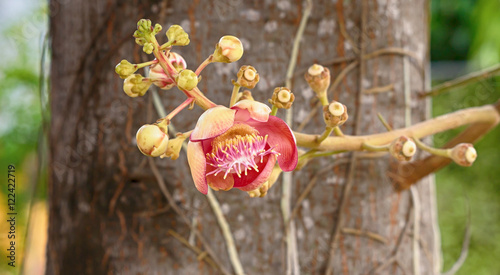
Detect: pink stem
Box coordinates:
(165, 97, 195, 121)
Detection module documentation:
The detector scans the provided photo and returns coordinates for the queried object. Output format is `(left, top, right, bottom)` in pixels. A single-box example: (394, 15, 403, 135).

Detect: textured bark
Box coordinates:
(48, 0, 439, 274)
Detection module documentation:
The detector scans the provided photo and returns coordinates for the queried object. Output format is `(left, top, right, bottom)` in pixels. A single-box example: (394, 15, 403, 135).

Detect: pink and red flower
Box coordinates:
(187, 100, 298, 194)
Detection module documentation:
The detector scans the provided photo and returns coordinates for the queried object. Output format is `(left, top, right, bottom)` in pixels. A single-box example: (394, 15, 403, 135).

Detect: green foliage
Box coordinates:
(433, 76, 500, 274)
(470, 0, 500, 67)
(431, 0, 476, 61)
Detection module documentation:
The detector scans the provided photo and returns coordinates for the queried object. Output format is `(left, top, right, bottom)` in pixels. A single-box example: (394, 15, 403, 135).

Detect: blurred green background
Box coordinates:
(0, 0, 499, 274)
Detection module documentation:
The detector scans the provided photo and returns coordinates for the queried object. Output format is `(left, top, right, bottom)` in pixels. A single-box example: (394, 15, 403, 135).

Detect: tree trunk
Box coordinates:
(48, 0, 440, 274)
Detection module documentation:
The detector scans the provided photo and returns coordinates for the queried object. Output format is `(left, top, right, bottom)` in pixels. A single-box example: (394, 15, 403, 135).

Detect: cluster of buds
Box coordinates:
(449, 143, 477, 167)
(305, 64, 331, 105)
(389, 136, 417, 161)
(269, 87, 295, 109)
(323, 101, 348, 127)
(149, 52, 187, 90)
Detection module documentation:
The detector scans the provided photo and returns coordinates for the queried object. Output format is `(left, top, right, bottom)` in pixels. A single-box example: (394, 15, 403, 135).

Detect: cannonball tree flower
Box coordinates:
(187, 100, 298, 194)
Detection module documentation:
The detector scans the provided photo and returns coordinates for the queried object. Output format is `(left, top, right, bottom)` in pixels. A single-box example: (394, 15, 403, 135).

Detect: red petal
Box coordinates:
(187, 141, 208, 194)
(191, 106, 236, 141)
(206, 165, 235, 191)
(248, 116, 298, 171)
(233, 154, 276, 192)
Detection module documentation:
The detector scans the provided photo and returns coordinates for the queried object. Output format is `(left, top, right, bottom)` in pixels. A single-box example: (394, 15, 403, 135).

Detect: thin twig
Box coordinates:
(168, 229, 218, 270)
(328, 61, 359, 93)
(410, 186, 421, 275)
(207, 189, 245, 275)
(404, 51, 421, 275)
(420, 63, 500, 97)
(296, 101, 321, 132)
(288, 159, 350, 227)
(363, 83, 395, 94)
(441, 198, 471, 275)
(324, 2, 367, 274)
(363, 47, 420, 63)
(341, 228, 387, 245)
(337, 15, 360, 55)
(367, 199, 413, 275)
(148, 158, 230, 275)
(282, 1, 312, 274)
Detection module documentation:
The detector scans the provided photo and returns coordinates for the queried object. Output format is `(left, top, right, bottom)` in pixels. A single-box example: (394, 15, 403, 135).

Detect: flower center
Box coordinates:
(206, 123, 279, 179)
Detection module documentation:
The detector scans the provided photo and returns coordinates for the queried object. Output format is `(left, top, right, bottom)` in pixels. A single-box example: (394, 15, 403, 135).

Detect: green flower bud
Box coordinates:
(166, 25, 190, 46)
(137, 19, 152, 33)
(136, 124, 169, 157)
(176, 69, 198, 91)
(143, 42, 154, 54)
(115, 60, 137, 79)
(153, 23, 162, 35)
(123, 74, 151, 97)
(213, 35, 244, 63)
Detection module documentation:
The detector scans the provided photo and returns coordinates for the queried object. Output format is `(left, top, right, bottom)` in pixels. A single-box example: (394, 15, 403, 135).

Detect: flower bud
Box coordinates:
(136, 124, 169, 157)
(247, 166, 282, 198)
(143, 42, 154, 54)
(161, 134, 186, 160)
(115, 60, 137, 79)
(149, 52, 187, 90)
(123, 74, 152, 97)
(389, 136, 416, 162)
(176, 69, 198, 91)
(166, 25, 190, 46)
(450, 143, 477, 166)
(168, 52, 188, 71)
(137, 19, 152, 34)
(213, 35, 244, 63)
(305, 64, 331, 97)
(268, 87, 295, 109)
(236, 65, 259, 89)
(153, 23, 162, 35)
(323, 101, 348, 127)
(235, 90, 255, 102)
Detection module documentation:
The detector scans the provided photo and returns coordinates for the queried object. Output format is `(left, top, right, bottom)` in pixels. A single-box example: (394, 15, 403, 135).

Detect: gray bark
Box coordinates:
(48, 0, 439, 274)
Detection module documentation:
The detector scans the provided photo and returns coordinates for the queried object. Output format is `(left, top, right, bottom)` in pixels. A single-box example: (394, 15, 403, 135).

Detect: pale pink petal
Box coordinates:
(248, 116, 298, 171)
(207, 165, 235, 191)
(234, 154, 276, 191)
(191, 106, 236, 141)
(187, 141, 208, 194)
(231, 100, 270, 122)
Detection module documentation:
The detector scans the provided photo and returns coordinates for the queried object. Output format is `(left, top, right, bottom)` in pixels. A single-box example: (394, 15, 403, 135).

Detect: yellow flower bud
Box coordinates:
(268, 87, 295, 109)
(450, 143, 477, 166)
(323, 101, 348, 127)
(115, 60, 137, 79)
(176, 69, 198, 91)
(161, 134, 187, 160)
(136, 124, 169, 157)
(213, 35, 244, 63)
(236, 65, 259, 89)
(123, 74, 151, 97)
(166, 25, 190, 46)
